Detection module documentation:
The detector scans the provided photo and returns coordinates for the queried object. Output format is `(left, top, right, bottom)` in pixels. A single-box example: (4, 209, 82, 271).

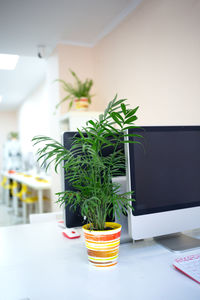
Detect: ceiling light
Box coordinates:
(0, 54, 19, 70)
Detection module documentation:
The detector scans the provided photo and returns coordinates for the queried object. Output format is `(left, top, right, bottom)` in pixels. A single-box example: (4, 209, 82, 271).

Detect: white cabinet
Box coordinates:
(59, 111, 102, 132)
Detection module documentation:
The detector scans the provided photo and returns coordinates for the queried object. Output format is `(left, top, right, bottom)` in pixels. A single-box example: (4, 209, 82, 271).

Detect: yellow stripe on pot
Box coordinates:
(85, 241, 120, 248)
(85, 245, 119, 250)
(84, 238, 120, 244)
(88, 255, 118, 262)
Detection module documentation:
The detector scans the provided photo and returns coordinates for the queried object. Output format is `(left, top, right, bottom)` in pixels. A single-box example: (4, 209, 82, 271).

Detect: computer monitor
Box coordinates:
(126, 126, 200, 251)
(62, 131, 126, 229)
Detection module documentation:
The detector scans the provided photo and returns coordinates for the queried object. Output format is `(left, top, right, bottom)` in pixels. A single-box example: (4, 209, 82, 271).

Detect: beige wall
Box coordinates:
(93, 0, 200, 125)
(16, 0, 200, 211)
(0, 111, 18, 170)
(56, 0, 200, 124)
(56, 44, 97, 114)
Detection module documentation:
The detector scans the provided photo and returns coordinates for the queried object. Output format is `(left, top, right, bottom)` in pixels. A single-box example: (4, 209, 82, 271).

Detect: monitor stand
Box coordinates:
(154, 233, 200, 252)
(113, 176, 132, 244)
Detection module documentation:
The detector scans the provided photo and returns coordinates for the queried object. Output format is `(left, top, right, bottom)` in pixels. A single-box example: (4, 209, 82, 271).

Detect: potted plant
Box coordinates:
(55, 69, 93, 111)
(32, 96, 141, 267)
(8, 131, 19, 140)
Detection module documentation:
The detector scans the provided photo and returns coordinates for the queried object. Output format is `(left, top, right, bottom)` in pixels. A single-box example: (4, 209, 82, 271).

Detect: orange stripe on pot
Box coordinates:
(89, 260, 118, 267)
(87, 249, 118, 258)
(85, 242, 120, 250)
(94, 262, 117, 267)
(84, 231, 121, 242)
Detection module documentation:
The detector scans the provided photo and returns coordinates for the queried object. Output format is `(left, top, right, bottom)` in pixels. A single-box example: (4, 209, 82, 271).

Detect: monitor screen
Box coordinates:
(128, 126, 200, 216)
(62, 132, 87, 228)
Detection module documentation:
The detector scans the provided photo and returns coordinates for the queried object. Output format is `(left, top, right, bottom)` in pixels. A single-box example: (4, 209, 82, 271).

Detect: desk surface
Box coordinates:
(2, 171, 51, 190)
(0, 222, 199, 300)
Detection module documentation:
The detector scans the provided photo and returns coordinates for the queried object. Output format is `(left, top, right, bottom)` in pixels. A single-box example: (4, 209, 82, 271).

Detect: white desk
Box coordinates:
(1, 172, 51, 215)
(0, 222, 199, 300)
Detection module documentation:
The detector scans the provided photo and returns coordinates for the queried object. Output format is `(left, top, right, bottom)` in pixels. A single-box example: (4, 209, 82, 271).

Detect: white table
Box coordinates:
(1, 172, 51, 216)
(0, 222, 199, 300)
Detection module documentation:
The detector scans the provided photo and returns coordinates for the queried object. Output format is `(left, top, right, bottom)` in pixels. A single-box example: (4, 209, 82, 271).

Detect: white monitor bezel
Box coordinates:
(125, 126, 200, 240)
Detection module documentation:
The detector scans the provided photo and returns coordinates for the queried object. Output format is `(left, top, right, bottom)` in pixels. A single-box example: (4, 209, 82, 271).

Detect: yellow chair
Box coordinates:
(11, 180, 20, 215)
(0, 176, 7, 188)
(11, 180, 18, 195)
(0, 176, 8, 205)
(14, 183, 49, 223)
(10, 181, 33, 218)
(1, 176, 13, 206)
(3, 177, 12, 190)
(12, 182, 31, 198)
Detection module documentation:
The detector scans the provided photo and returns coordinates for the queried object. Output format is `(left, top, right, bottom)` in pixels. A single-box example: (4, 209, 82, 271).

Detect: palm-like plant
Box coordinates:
(9, 131, 19, 139)
(55, 69, 93, 110)
(32, 96, 142, 230)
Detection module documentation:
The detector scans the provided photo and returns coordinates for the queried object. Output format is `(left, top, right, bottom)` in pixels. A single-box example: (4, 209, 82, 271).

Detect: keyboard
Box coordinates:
(173, 253, 200, 284)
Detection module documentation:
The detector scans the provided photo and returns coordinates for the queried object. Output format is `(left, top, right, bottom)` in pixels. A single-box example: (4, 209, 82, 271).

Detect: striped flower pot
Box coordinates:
(74, 98, 89, 110)
(82, 222, 122, 267)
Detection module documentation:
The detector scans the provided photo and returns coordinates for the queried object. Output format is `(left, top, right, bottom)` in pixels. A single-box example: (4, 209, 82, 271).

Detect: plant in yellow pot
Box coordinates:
(55, 69, 93, 111)
(33, 96, 141, 267)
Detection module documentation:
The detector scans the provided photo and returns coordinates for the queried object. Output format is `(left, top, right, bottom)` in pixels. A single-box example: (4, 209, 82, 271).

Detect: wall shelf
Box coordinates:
(59, 111, 102, 131)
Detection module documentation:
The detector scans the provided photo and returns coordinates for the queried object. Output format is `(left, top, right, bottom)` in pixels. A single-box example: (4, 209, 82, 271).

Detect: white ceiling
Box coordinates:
(0, 57, 46, 110)
(0, 0, 142, 111)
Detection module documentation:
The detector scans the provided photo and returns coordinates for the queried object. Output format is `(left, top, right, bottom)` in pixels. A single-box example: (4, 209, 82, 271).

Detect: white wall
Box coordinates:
(18, 79, 50, 155)
(0, 111, 18, 170)
(17, 48, 61, 212)
(45, 48, 62, 212)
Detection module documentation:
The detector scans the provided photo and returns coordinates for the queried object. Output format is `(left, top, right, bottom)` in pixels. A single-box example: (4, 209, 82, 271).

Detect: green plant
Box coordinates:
(32, 96, 142, 230)
(55, 69, 93, 110)
(8, 132, 19, 140)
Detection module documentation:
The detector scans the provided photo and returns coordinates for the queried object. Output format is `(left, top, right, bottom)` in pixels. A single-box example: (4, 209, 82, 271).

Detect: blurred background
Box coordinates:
(0, 0, 200, 226)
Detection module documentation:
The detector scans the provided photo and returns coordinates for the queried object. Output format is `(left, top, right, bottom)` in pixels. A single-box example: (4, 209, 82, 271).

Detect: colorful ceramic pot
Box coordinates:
(82, 222, 122, 267)
(75, 98, 89, 110)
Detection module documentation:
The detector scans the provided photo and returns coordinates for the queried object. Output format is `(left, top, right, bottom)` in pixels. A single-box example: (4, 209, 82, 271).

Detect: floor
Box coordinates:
(0, 191, 51, 227)
(0, 203, 23, 226)
(0, 192, 23, 226)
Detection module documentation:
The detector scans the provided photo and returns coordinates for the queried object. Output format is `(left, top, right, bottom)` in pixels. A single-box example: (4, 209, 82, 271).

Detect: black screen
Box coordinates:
(63, 132, 86, 228)
(128, 126, 200, 215)
(62, 131, 125, 228)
